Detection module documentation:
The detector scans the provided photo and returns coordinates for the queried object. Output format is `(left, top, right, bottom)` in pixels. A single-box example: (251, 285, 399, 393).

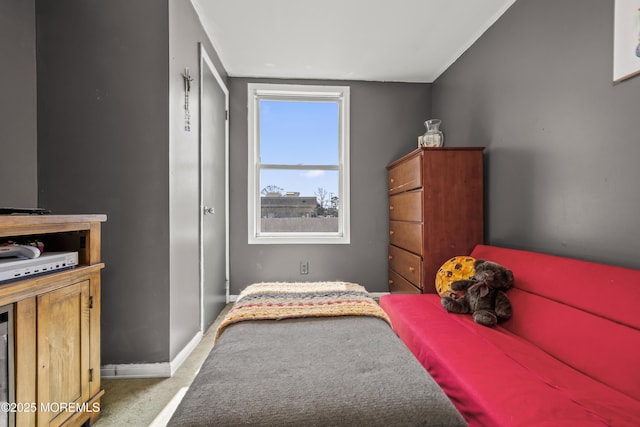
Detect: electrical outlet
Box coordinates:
(300, 261, 309, 275)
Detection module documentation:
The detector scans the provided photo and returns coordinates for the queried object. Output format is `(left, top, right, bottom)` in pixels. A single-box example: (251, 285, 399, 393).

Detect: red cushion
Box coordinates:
(470, 245, 640, 400)
(470, 244, 640, 329)
(504, 288, 640, 401)
(380, 294, 640, 427)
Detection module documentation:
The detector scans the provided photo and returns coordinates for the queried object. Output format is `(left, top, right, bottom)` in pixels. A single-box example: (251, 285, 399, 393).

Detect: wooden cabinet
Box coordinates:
(0, 215, 106, 427)
(387, 148, 483, 294)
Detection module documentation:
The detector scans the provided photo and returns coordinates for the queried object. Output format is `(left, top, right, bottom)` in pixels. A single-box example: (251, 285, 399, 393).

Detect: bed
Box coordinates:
(168, 282, 466, 426)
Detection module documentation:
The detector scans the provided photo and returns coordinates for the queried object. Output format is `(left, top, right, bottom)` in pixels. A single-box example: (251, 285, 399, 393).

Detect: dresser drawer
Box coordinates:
(388, 154, 422, 194)
(389, 221, 422, 254)
(388, 269, 421, 294)
(389, 190, 422, 222)
(388, 245, 422, 288)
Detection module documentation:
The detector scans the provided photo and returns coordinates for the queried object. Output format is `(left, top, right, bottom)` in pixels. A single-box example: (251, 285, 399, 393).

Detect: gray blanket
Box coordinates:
(169, 316, 466, 426)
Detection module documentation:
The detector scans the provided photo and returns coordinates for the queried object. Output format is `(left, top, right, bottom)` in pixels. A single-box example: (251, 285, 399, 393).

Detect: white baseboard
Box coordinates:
(101, 331, 202, 379)
(148, 387, 189, 427)
(170, 331, 203, 376)
(101, 362, 170, 379)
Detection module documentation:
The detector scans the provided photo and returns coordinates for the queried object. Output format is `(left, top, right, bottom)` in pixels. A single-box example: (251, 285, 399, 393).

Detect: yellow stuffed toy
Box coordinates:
(435, 256, 477, 296)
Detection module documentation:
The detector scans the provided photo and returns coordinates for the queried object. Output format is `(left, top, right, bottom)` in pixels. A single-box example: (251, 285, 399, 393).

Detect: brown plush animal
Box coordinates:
(441, 259, 514, 327)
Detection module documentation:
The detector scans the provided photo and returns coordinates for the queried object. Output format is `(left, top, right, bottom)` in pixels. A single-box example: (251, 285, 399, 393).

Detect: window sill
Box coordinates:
(248, 232, 350, 245)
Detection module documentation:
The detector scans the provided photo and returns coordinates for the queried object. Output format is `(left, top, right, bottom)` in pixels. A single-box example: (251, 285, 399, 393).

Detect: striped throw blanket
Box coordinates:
(216, 281, 390, 339)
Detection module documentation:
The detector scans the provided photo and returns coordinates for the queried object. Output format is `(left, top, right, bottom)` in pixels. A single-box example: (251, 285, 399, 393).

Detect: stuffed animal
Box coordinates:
(435, 256, 477, 297)
(441, 259, 514, 327)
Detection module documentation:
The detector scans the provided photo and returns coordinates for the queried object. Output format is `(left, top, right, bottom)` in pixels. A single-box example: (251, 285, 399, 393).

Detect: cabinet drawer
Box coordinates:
(389, 190, 422, 222)
(388, 154, 422, 194)
(388, 245, 422, 288)
(388, 269, 421, 294)
(389, 221, 422, 254)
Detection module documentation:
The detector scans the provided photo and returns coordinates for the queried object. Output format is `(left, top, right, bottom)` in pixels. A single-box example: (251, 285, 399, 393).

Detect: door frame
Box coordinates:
(198, 43, 230, 333)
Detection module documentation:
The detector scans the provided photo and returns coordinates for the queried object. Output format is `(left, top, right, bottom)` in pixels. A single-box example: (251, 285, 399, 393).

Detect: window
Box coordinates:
(248, 83, 350, 244)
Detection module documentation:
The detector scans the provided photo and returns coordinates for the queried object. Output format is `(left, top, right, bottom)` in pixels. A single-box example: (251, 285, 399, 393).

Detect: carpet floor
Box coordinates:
(94, 303, 232, 427)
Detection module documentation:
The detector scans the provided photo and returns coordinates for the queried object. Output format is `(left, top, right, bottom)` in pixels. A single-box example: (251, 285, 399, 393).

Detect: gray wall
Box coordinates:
(433, 0, 640, 269)
(0, 0, 37, 207)
(229, 78, 431, 294)
(168, 0, 228, 360)
(16, 0, 637, 367)
(36, 0, 171, 364)
(36, 0, 227, 365)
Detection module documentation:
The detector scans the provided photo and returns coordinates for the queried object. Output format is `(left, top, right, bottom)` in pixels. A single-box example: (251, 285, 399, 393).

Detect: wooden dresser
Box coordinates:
(0, 214, 106, 427)
(387, 148, 484, 294)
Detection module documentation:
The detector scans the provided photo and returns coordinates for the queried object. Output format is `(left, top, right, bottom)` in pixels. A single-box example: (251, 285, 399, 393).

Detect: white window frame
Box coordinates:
(247, 83, 350, 244)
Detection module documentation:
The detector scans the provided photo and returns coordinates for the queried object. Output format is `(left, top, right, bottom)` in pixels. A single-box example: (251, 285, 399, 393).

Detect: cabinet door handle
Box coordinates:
(390, 178, 395, 184)
(388, 255, 393, 260)
(389, 205, 394, 211)
(388, 279, 394, 285)
(389, 230, 395, 236)
(409, 266, 415, 273)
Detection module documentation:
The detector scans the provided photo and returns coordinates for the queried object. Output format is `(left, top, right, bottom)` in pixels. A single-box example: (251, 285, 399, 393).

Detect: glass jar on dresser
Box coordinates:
(386, 147, 484, 293)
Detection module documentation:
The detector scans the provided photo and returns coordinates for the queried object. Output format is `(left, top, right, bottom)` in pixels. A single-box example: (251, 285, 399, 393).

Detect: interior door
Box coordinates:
(200, 44, 229, 332)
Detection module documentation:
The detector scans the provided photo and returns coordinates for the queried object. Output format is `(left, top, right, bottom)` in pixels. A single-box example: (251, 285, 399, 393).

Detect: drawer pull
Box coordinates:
(388, 255, 393, 260)
(389, 230, 395, 236)
(388, 279, 394, 285)
(409, 266, 415, 273)
(390, 178, 395, 184)
(389, 205, 394, 211)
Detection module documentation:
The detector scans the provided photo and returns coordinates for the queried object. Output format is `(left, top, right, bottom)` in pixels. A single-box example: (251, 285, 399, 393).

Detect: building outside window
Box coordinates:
(247, 83, 350, 244)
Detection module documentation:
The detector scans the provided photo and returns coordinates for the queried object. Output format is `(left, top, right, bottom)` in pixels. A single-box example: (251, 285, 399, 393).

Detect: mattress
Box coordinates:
(169, 283, 465, 426)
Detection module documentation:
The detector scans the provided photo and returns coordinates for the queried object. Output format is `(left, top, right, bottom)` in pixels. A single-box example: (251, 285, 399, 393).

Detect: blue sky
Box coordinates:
(259, 100, 339, 198)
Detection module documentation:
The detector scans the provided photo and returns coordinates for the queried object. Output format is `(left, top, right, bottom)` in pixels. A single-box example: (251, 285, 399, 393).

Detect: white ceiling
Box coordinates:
(191, 0, 516, 83)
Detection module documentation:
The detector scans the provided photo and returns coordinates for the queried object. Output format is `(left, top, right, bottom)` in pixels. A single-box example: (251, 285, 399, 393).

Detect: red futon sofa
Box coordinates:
(380, 244, 640, 427)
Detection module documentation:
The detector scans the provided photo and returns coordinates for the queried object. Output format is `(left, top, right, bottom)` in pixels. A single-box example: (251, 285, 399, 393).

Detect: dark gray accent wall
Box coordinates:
(36, 0, 171, 364)
(36, 0, 227, 366)
(229, 78, 431, 294)
(0, 0, 37, 207)
(433, 0, 640, 269)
